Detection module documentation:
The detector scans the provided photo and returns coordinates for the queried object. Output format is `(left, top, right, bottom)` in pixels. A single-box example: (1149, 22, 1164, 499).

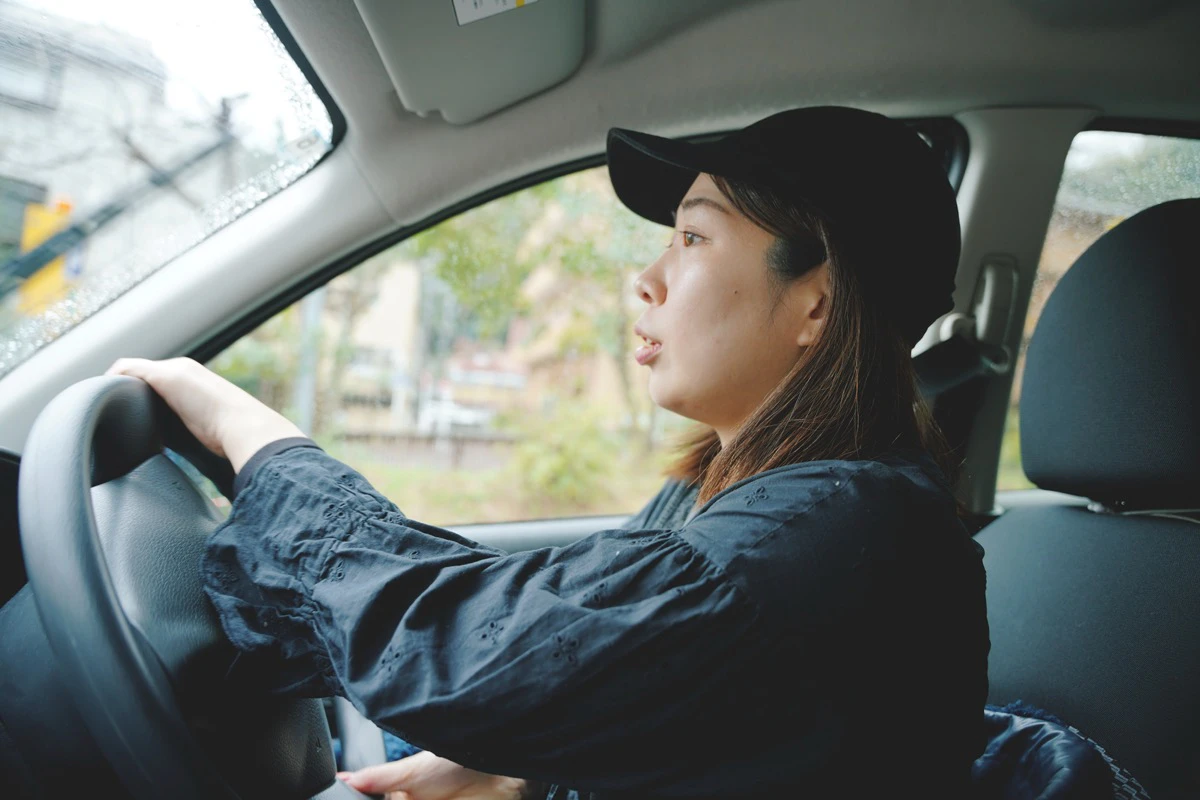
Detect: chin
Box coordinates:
(648, 378, 701, 423)
(647, 378, 678, 416)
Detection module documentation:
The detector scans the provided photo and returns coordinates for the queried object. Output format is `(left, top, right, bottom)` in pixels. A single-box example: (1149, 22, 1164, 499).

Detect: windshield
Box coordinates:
(0, 0, 333, 377)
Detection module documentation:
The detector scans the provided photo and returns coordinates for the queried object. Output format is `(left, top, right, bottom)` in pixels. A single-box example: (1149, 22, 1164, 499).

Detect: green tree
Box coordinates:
(507, 401, 622, 514)
(401, 179, 560, 339)
(398, 168, 665, 445)
(316, 255, 390, 435)
(209, 306, 303, 412)
(529, 170, 665, 449)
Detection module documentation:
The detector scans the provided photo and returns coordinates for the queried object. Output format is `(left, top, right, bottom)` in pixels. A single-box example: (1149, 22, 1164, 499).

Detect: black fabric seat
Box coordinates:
(977, 199, 1200, 799)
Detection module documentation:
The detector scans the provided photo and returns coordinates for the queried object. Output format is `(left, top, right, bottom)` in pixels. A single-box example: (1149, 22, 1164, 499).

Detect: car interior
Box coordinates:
(0, 0, 1198, 798)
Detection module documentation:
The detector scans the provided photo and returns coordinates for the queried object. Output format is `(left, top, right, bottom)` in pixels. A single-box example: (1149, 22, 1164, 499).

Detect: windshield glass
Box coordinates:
(0, 0, 333, 377)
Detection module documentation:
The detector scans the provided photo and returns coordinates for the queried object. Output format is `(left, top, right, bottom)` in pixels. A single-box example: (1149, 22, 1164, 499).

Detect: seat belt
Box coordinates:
(914, 255, 1019, 398)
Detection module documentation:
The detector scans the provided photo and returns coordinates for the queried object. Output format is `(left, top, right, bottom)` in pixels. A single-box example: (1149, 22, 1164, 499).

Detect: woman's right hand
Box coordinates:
(104, 357, 306, 472)
(337, 751, 537, 800)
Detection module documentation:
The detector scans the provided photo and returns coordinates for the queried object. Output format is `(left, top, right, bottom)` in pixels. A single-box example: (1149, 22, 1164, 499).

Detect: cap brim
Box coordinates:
(606, 128, 738, 227)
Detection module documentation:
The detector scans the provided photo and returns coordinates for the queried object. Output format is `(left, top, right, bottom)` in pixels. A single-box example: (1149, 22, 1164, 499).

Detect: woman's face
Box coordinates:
(633, 174, 829, 442)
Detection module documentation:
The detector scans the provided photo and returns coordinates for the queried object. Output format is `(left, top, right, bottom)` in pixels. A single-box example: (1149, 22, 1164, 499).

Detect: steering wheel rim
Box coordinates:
(18, 375, 339, 799)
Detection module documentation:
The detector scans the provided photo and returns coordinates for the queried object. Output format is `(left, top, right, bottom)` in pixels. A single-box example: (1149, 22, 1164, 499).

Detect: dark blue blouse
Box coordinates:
(203, 442, 988, 799)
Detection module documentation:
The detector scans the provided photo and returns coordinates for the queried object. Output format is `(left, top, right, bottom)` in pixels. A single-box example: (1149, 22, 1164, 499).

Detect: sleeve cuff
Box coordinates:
(231, 436, 323, 499)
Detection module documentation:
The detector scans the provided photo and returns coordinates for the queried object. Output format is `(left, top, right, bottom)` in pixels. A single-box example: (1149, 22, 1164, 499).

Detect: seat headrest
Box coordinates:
(1020, 198, 1200, 509)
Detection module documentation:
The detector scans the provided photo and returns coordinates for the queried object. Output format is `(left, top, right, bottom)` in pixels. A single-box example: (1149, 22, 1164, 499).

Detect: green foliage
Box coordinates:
(401, 185, 545, 339)
(209, 307, 304, 409)
(400, 168, 664, 356)
(347, 449, 664, 527)
(556, 310, 602, 359)
(506, 402, 622, 513)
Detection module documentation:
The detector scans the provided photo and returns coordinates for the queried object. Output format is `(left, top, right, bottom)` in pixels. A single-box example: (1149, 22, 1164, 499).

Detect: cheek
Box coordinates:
(667, 306, 799, 417)
(650, 254, 787, 417)
(670, 267, 749, 341)
(650, 295, 751, 410)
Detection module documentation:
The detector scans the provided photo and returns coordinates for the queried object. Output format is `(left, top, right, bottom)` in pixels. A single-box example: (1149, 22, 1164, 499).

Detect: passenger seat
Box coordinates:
(977, 199, 1200, 799)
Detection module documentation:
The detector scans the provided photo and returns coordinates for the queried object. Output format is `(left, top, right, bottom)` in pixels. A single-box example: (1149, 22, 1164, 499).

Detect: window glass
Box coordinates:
(997, 130, 1200, 491)
(0, 0, 333, 377)
(209, 167, 691, 525)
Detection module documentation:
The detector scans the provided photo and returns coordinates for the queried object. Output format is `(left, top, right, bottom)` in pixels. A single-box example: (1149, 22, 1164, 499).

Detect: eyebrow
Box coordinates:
(672, 196, 731, 221)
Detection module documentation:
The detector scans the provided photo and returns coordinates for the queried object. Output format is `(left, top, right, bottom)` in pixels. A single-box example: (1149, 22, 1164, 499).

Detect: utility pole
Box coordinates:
(292, 286, 327, 436)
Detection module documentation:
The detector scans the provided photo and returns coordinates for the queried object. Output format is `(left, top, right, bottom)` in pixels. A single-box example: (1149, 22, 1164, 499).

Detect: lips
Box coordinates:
(634, 327, 662, 366)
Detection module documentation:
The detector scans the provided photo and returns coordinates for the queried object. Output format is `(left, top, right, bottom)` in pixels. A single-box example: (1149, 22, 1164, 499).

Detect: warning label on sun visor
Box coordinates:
(452, 0, 539, 26)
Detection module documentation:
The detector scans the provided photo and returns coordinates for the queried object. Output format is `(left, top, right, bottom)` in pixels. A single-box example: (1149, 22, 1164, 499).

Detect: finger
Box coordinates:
(105, 357, 152, 378)
(108, 358, 176, 386)
(341, 760, 415, 795)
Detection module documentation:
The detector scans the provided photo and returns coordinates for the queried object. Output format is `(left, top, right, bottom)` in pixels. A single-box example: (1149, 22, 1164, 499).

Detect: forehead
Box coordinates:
(681, 173, 720, 202)
(674, 173, 734, 220)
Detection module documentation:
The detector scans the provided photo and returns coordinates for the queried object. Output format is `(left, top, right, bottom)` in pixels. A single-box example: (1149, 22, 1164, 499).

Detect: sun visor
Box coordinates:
(352, 0, 585, 124)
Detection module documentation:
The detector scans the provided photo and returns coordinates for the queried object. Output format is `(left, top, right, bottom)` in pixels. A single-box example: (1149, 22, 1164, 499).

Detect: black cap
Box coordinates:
(606, 106, 960, 347)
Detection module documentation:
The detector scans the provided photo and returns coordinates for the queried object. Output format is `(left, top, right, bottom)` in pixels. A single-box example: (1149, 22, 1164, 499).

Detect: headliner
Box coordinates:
(271, 0, 1200, 224)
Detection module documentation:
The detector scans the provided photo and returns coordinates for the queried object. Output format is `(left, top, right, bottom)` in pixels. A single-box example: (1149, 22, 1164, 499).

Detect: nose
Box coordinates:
(634, 254, 667, 306)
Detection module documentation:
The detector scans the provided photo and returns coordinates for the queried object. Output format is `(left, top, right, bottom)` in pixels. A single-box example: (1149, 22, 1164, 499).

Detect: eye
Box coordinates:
(666, 230, 704, 249)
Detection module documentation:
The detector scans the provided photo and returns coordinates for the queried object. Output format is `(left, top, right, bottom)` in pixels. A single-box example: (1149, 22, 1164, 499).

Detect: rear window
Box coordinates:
(0, 0, 334, 377)
(997, 129, 1200, 491)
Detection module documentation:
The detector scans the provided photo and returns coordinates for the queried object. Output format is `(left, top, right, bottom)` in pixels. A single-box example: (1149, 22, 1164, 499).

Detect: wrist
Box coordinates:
(223, 414, 308, 474)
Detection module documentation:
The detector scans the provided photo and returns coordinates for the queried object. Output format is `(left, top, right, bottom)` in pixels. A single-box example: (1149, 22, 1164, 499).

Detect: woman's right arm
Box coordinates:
(203, 445, 770, 796)
(105, 358, 761, 795)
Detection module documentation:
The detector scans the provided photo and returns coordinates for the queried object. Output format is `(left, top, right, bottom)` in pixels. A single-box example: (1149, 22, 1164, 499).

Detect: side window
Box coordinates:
(997, 130, 1200, 491)
(209, 167, 689, 525)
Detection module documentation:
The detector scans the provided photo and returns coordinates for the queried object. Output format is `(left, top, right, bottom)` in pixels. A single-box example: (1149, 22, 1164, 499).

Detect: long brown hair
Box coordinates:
(667, 174, 958, 505)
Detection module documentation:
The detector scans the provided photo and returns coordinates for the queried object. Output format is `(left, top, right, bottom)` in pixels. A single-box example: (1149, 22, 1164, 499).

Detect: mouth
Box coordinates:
(634, 333, 662, 366)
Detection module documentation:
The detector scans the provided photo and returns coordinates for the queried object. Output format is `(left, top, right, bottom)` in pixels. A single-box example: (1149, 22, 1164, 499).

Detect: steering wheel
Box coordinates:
(18, 375, 377, 799)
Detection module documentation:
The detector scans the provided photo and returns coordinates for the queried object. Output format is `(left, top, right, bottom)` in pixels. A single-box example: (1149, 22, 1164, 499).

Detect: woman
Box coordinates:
(109, 106, 988, 799)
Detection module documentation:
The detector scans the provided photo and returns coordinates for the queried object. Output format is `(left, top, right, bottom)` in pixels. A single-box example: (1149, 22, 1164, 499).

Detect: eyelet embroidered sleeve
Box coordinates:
(201, 447, 768, 794)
